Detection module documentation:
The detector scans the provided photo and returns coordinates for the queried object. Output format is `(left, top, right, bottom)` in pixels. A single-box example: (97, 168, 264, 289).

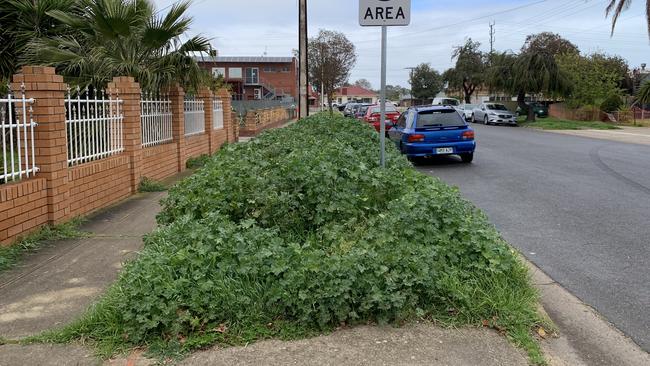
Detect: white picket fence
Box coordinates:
(184, 97, 205, 136)
(1, 83, 38, 184)
(213, 99, 224, 130)
(65, 87, 124, 166)
(141, 94, 173, 147)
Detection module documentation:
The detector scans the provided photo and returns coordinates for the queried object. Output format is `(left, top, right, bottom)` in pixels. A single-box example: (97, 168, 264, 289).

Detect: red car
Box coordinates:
(363, 104, 401, 132)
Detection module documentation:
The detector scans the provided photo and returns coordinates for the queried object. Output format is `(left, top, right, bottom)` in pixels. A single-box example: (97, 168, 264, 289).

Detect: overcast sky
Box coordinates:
(152, 0, 650, 89)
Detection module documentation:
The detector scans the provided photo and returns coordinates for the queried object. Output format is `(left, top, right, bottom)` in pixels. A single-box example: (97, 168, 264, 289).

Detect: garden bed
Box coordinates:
(39, 114, 546, 364)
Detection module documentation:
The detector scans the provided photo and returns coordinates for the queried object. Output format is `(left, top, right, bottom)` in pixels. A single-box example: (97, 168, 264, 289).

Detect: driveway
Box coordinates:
(415, 124, 650, 352)
(549, 126, 650, 146)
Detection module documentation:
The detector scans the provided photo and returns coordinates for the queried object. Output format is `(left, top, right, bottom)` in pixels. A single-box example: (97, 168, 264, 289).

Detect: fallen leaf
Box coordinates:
(214, 324, 228, 334)
(481, 319, 489, 327)
(537, 327, 547, 339)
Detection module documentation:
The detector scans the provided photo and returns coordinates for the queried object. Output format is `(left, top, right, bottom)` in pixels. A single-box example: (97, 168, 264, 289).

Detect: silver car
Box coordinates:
(460, 104, 476, 121)
(472, 103, 517, 125)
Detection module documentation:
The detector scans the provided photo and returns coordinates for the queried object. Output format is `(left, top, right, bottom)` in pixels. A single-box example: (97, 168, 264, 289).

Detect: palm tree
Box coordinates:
(487, 51, 571, 122)
(22, 0, 210, 91)
(0, 0, 76, 79)
(606, 0, 650, 39)
(637, 81, 650, 106)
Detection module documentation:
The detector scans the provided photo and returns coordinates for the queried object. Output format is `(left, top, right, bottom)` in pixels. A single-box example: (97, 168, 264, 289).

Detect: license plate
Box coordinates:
(436, 147, 454, 154)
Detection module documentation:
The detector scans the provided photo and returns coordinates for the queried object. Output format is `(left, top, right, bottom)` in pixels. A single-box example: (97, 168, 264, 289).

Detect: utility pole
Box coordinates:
(405, 67, 416, 107)
(489, 21, 495, 54)
(298, 0, 309, 119)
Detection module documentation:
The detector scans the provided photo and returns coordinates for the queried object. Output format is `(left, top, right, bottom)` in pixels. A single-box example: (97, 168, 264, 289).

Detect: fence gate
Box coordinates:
(1, 83, 38, 184)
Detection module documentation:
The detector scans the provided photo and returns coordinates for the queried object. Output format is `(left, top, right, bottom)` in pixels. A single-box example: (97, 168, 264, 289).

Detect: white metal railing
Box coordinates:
(65, 86, 123, 166)
(213, 99, 224, 130)
(184, 97, 205, 136)
(141, 94, 173, 147)
(1, 83, 38, 184)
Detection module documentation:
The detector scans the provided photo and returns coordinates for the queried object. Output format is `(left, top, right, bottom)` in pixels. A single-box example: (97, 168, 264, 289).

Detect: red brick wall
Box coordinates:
(67, 155, 132, 218)
(211, 129, 228, 154)
(0, 178, 48, 246)
(141, 142, 179, 181)
(184, 133, 210, 163)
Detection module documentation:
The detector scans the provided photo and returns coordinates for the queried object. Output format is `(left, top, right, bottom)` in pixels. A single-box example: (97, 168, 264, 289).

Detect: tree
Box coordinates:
(487, 51, 571, 121)
(521, 32, 579, 57)
(0, 0, 76, 79)
(446, 38, 486, 103)
(556, 53, 623, 108)
(606, 0, 650, 39)
(354, 79, 373, 91)
(637, 81, 650, 107)
(590, 53, 633, 93)
(409, 63, 442, 100)
(21, 0, 210, 91)
(385, 85, 408, 101)
(308, 29, 357, 114)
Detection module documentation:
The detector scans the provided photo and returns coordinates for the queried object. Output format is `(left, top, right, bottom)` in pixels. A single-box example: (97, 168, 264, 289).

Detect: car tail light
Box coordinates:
(407, 134, 425, 142)
(462, 130, 475, 140)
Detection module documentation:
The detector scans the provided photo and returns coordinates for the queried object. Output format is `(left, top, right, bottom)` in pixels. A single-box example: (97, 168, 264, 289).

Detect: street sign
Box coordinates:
(359, 0, 411, 27)
(359, 0, 411, 167)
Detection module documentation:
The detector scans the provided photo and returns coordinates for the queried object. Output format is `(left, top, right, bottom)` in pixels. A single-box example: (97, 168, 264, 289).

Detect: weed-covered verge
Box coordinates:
(36, 115, 546, 364)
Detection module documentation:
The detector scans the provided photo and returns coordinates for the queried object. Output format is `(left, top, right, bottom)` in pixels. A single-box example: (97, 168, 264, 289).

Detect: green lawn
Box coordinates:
(518, 117, 620, 130)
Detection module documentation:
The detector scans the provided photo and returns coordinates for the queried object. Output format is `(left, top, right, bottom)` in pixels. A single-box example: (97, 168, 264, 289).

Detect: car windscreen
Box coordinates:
(463, 105, 476, 110)
(486, 104, 508, 111)
(440, 99, 460, 106)
(369, 106, 398, 114)
(359, 106, 370, 114)
(416, 110, 465, 127)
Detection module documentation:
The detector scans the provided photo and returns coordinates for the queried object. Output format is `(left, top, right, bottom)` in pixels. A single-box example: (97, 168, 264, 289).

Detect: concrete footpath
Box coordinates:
(0, 171, 648, 365)
(549, 126, 650, 146)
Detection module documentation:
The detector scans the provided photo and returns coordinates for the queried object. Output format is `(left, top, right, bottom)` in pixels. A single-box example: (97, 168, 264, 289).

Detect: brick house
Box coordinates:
(196, 56, 297, 101)
(331, 86, 379, 105)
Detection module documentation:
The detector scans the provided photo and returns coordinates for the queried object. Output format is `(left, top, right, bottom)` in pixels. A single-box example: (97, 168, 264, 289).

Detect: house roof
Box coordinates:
(336, 86, 377, 97)
(194, 56, 294, 63)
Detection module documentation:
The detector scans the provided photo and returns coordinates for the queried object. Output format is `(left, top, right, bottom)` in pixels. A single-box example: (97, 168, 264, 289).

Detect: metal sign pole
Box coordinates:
(379, 25, 387, 168)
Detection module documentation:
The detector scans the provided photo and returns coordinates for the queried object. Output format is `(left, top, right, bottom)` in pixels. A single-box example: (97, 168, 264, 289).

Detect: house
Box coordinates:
(331, 86, 379, 105)
(196, 56, 297, 101)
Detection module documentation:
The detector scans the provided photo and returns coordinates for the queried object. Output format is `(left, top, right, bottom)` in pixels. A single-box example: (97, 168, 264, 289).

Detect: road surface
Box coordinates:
(416, 124, 650, 352)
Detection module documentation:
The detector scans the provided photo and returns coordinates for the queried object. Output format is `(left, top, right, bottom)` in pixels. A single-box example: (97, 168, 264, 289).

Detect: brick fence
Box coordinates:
(549, 103, 607, 121)
(240, 107, 291, 137)
(1, 66, 241, 246)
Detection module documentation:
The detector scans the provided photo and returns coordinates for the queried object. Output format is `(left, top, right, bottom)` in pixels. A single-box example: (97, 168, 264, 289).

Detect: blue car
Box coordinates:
(387, 106, 476, 163)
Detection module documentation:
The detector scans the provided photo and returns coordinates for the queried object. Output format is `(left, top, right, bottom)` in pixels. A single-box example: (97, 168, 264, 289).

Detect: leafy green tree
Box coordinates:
(488, 51, 570, 121)
(556, 53, 623, 108)
(606, 0, 650, 39)
(409, 63, 442, 100)
(22, 0, 210, 91)
(590, 53, 633, 92)
(353, 79, 373, 91)
(446, 39, 486, 103)
(521, 32, 579, 57)
(637, 81, 650, 107)
(0, 0, 76, 79)
(308, 29, 357, 114)
(385, 85, 409, 102)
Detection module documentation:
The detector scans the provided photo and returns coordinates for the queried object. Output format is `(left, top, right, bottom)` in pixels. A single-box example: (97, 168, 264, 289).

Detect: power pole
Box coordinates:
(298, 0, 309, 119)
(489, 21, 495, 54)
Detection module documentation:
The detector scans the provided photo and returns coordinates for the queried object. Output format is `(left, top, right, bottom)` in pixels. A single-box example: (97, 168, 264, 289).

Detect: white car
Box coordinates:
(460, 104, 476, 121)
(472, 103, 517, 125)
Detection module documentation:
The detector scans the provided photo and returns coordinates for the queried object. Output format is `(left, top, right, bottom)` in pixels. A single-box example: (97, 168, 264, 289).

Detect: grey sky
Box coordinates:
(153, 0, 650, 89)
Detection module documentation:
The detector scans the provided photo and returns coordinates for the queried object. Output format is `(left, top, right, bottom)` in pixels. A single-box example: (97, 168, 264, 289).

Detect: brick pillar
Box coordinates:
(108, 77, 141, 192)
(167, 84, 185, 172)
(12, 66, 69, 223)
(216, 89, 236, 142)
(197, 87, 214, 151)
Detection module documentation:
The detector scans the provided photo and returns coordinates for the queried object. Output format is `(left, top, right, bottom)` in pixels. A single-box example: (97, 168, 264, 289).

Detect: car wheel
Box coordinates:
(484, 116, 489, 125)
(471, 115, 476, 123)
(460, 153, 474, 163)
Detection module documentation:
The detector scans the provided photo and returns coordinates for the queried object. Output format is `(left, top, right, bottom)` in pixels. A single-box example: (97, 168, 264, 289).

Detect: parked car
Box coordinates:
(517, 102, 548, 118)
(344, 103, 360, 117)
(338, 102, 348, 112)
(460, 104, 476, 121)
(363, 104, 401, 132)
(472, 103, 517, 125)
(388, 106, 476, 163)
(432, 97, 461, 107)
(355, 104, 372, 119)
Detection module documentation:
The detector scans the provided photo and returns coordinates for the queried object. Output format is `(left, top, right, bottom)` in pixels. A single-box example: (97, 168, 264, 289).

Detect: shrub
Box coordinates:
(48, 115, 543, 363)
(185, 154, 211, 169)
(138, 177, 166, 192)
(600, 94, 622, 113)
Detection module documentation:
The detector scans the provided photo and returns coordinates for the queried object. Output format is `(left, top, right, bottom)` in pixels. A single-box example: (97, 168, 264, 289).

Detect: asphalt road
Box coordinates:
(415, 124, 650, 352)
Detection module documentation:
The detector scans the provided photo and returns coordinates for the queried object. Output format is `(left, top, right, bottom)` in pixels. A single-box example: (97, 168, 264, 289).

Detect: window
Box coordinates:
(263, 67, 277, 73)
(212, 67, 225, 78)
(280, 66, 290, 73)
(416, 110, 465, 128)
(396, 113, 407, 128)
(245, 68, 259, 84)
(228, 67, 242, 78)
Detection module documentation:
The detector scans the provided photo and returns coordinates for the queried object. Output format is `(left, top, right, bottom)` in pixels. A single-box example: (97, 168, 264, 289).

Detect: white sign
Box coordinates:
(359, 0, 411, 27)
